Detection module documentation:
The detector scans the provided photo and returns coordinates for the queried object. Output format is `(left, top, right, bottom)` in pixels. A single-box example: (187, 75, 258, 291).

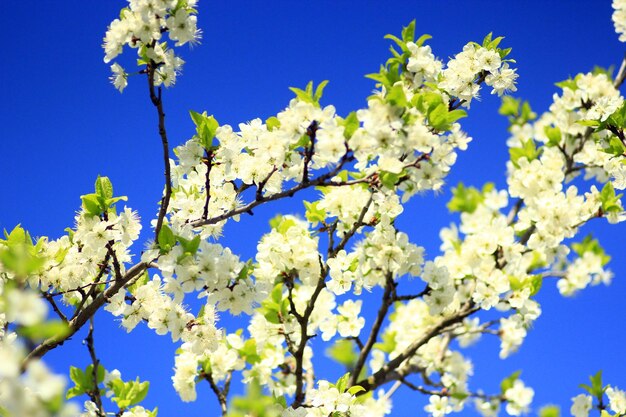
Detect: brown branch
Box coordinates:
(70, 251, 112, 321)
(256, 166, 278, 201)
(85, 318, 105, 417)
(506, 199, 523, 225)
(393, 286, 431, 301)
(329, 193, 374, 257)
(354, 305, 479, 394)
(202, 150, 214, 219)
(147, 62, 172, 241)
(191, 150, 354, 228)
(449, 71, 488, 111)
(348, 274, 395, 388)
(302, 121, 319, 184)
(22, 262, 148, 368)
(202, 372, 228, 416)
(42, 292, 68, 323)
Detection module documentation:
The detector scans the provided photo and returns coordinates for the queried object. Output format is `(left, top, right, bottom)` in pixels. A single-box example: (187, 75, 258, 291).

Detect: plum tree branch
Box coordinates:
(354, 304, 479, 394)
(348, 273, 395, 388)
(22, 262, 149, 368)
(147, 61, 172, 241)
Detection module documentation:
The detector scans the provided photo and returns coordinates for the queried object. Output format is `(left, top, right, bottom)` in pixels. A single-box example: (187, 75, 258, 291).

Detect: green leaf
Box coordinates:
(384, 34, 407, 52)
(488, 36, 505, 50)
(415, 33, 432, 47)
(128, 271, 149, 295)
(111, 378, 150, 409)
(539, 405, 561, 417)
(190, 110, 220, 149)
(602, 136, 626, 157)
(270, 283, 283, 304)
(262, 308, 281, 325)
(289, 80, 328, 107)
(269, 215, 297, 235)
(335, 373, 351, 393)
(555, 77, 578, 91)
(401, 20, 416, 43)
(544, 126, 562, 147)
(177, 235, 201, 256)
(19, 320, 71, 341)
(379, 171, 402, 189)
(499, 96, 520, 117)
(572, 235, 611, 266)
(289, 87, 314, 104)
(509, 139, 541, 168)
(105, 196, 128, 207)
(341, 111, 360, 140)
(520, 101, 537, 123)
(447, 182, 489, 214)
(66, 364, 104, 399)
(189, 109, 204, 127)
(482, 32, 493, 48)
(0, 226, 46, 277)
(314, 80, 329, 103)
(66, 386, 85, 400)
(95, 176, 114, 201)
(373, 331, 396, 353)
(500, 370, 521, 394)
(325, 339, 358, 368)
(157, 224, 176, 253)
(304, 201, 326, 225)
(348, 385, 366, 396)
(450, 392, 470, 401)
(80, 193, 103, 217)
(600, 182, 624, 214)
(529, 275, 543, 296)
(239, 339, 261, 365)
(385, 84, 408, 107)
(266, 116, 280, 131)
(579, 371, 607, 402)
(576, 120, 601, 128)
(426, 103, 465, 131)
(499, 97, 536, 127)
(69, 366, 88, 388)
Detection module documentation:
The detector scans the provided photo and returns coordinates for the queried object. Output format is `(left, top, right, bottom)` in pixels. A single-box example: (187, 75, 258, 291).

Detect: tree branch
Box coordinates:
(348, 274, 395, 388)
(354, 305, 479, 394)
(614, 52, 626, 89)
(42, 292, 68, 323)
(22, 262, 148, 368)
(85, 318, 105, 417)
(202, 372, 228, 416)
(191, 150, 354, 228)
(147, 62, 172, 241)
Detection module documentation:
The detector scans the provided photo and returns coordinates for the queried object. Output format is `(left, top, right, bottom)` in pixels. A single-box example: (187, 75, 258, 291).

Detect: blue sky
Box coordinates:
(1, 1, 625, 416)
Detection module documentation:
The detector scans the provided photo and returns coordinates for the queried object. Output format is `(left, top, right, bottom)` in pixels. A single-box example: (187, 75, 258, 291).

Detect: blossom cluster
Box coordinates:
(103, 0, 201, 91)
(614, 0, 626, 42)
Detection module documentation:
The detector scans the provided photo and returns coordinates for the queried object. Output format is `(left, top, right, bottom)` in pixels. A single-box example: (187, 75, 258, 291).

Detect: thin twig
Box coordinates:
(614, 52, 626, 89)
(349, 274, 395, 388)
(85, 318, 105, 416)
(22, 262, 148, 368)
(192, 150, 354, 228)
(42, 292, 68, 323)
(202, 150, 214, 219)
(203, 372, 228, 416)
(147, 62, 172, 241)
(354, 305, 479, 394)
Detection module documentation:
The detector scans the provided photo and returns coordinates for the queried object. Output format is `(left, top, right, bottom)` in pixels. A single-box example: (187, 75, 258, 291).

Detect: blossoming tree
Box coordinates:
(1, 1, 626, 417)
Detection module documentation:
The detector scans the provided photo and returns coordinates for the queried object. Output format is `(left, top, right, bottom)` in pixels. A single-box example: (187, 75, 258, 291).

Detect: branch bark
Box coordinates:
(354, 305, 479, 394)
(22, 262, 148, 368)
(147, 62, 172, 241)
